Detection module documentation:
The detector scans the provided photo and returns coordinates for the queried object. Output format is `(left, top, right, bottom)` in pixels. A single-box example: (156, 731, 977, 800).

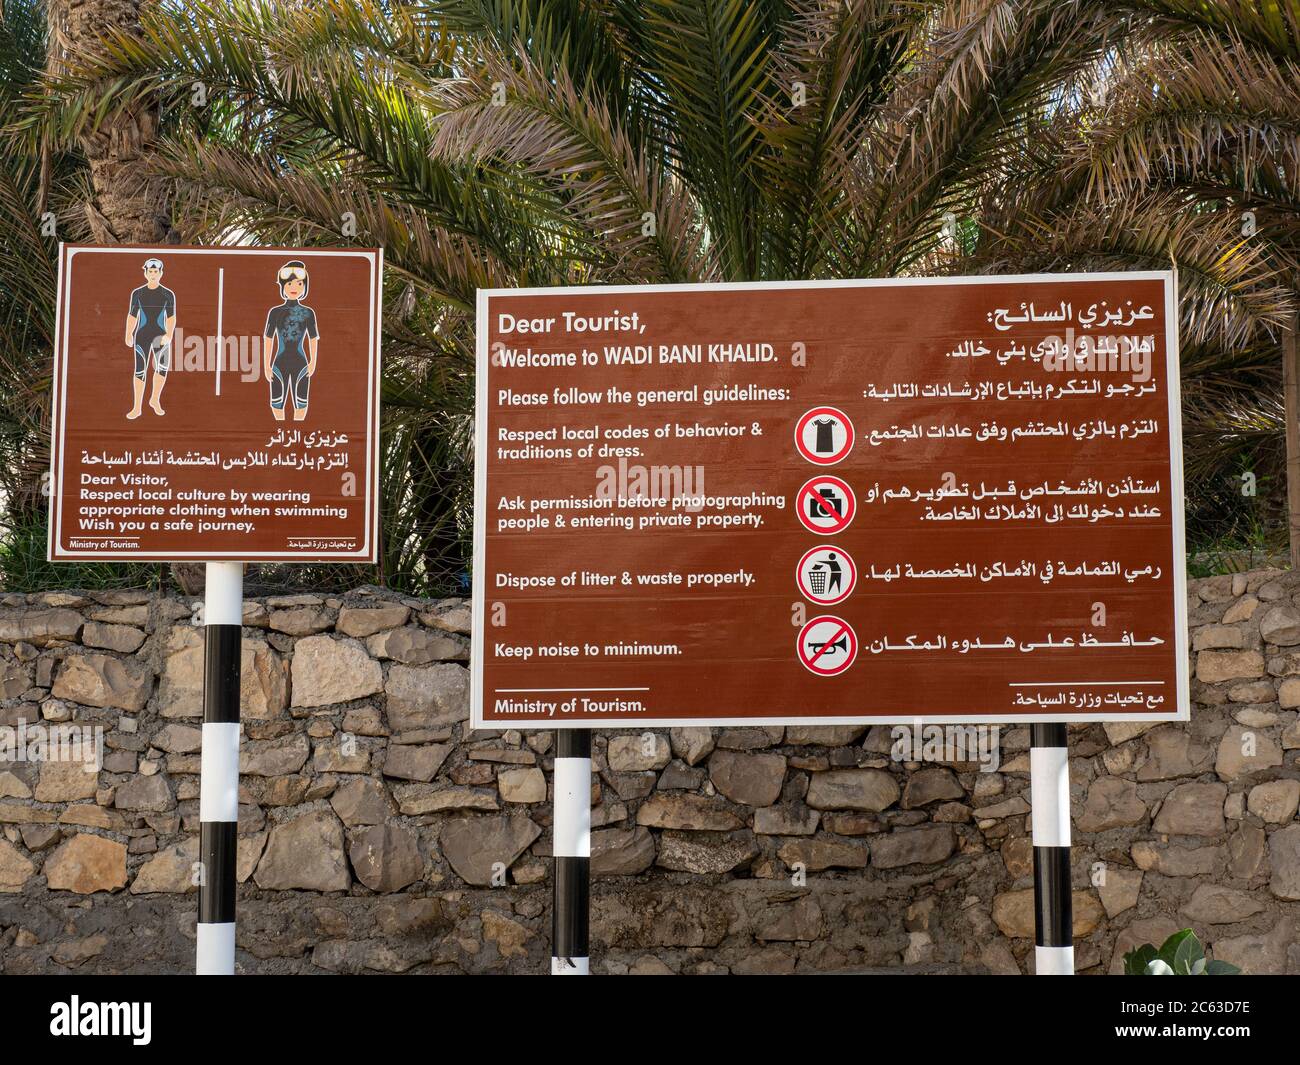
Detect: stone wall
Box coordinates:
(0, 571, 1297, 975)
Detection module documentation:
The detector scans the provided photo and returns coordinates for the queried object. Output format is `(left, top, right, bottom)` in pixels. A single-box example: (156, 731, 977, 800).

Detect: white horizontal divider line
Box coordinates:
(1009, 681, 1163, 687)
(497, 687, 650, 692)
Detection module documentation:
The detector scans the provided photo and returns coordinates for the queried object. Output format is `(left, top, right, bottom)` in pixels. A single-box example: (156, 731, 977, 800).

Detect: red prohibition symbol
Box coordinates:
(794, 406, 854, 465)
(795, 475, 856, 534)
(796, 546, 857, 605)
(797, 616, 858, 676)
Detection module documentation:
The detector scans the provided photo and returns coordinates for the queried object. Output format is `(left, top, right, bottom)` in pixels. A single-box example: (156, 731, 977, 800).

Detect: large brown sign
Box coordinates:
(472, 274, 1188, 727)
(48, 245, 382, 561)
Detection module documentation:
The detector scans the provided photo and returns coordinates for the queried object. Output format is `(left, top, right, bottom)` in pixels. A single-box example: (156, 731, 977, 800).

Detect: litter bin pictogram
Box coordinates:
(796, 547, 857, 605)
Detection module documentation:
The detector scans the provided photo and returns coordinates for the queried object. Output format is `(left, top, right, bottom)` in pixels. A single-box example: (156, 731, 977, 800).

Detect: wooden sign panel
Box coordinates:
(472, 274, 1188, 727)
(48, 245, 382, 562)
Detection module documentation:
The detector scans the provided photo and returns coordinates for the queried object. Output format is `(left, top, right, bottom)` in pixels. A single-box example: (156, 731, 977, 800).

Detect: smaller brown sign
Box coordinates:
(48, 245, 382, 562)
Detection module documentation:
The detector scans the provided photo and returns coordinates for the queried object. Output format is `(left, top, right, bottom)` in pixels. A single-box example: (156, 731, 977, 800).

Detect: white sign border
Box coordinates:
(472, 271, 1189, 728)
(47, 244, 383, 562)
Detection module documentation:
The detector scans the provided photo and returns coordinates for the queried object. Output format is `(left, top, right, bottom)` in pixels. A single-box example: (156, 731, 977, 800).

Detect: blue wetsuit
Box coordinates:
(128, 284, 176, 379)
(264, 299, 319, 411)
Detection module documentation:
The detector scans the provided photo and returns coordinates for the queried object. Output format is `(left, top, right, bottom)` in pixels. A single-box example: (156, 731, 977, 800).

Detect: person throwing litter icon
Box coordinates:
(812, 553, 843, 596)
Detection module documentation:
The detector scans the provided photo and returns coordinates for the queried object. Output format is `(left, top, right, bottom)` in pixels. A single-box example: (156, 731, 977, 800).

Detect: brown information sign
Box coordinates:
(49, 245, 382, 561)
(472, 274, 1188, 727)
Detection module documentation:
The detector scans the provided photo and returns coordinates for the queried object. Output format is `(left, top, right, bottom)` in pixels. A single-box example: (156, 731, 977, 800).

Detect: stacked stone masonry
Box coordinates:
(0, 570, 1297, 974)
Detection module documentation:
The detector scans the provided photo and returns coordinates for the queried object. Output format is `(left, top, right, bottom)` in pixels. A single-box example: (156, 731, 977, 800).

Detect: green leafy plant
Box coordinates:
(1122, 929, 1241, 975)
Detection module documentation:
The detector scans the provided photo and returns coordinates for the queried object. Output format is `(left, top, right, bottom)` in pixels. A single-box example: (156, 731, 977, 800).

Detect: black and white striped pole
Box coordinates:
(551, 728, 591, 975)
(1030, 722, 1073, 975)
(196, 562, 243, 975)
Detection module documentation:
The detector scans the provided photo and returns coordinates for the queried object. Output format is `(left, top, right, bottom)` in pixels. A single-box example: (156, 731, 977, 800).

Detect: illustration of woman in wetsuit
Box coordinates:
(123, 257, 176, 419)
(262, 260, 319, 422)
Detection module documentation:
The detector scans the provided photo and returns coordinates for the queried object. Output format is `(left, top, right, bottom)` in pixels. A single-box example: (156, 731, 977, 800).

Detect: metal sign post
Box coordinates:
(196, 561, 243, 975)
(1030, 722, 1073, 975)
(551, 729, 591, 974)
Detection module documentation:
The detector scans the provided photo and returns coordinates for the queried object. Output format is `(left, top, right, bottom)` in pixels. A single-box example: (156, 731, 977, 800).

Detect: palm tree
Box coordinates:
(16, 0, 1295, 585)
(0, 0, 162, 589)
(973, 0, 1300, 564)
(44, 0, 171, 242)
(0, 0, 91, 586)
(33, 0, 193, 592)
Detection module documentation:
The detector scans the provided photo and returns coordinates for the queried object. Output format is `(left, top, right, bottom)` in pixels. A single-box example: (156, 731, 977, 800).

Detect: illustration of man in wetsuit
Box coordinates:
(123, 258, 176, 419)
(263, 261, 319, 422)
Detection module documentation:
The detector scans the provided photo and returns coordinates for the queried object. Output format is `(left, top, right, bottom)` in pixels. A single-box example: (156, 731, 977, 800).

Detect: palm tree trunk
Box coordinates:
(48, 0, 170, 242)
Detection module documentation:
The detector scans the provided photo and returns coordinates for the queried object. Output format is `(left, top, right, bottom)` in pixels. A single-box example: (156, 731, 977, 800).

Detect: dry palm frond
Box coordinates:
(1077, 29, 1300, 213)
(1124, 0, 1300, 62)
(426, 52, 715, 283)
(975, 190, 1292, 347)
(157, 141, 511, 309)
